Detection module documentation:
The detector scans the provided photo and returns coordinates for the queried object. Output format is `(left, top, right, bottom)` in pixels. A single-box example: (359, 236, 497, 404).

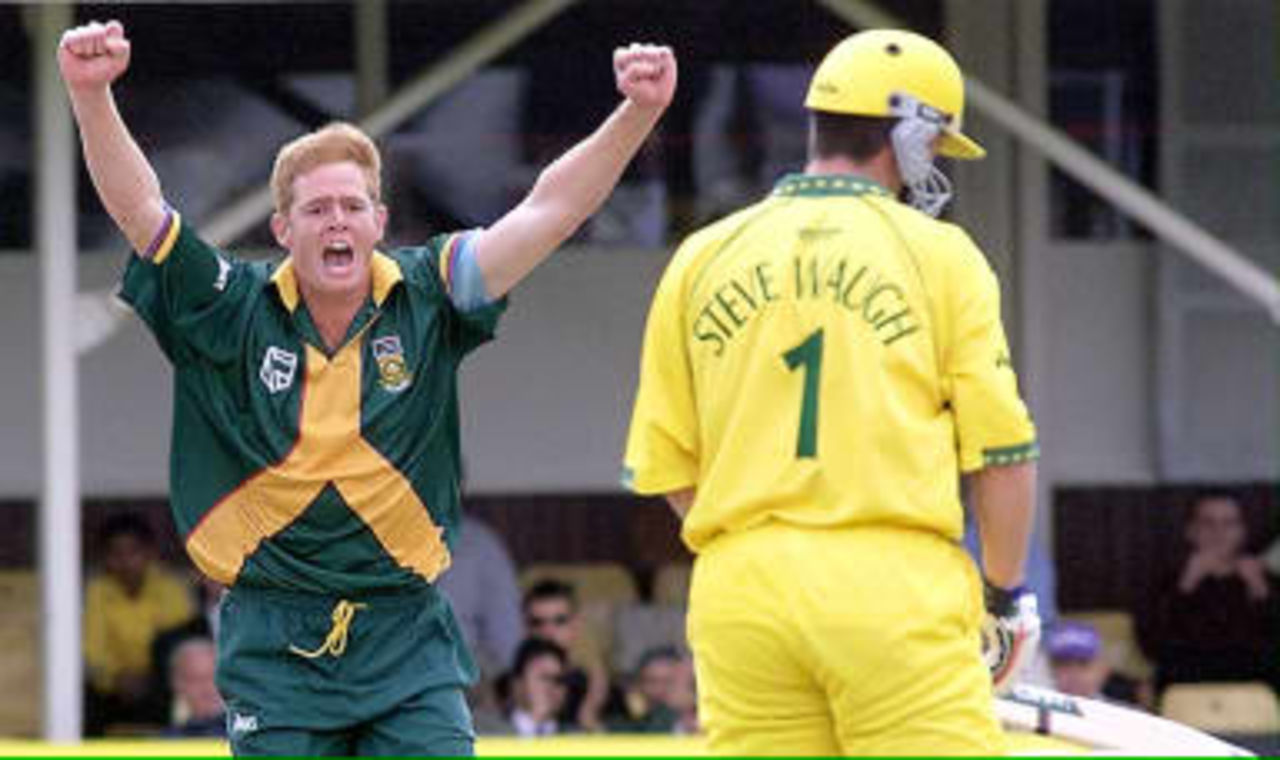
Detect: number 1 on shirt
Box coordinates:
(783, 328, 824, 458)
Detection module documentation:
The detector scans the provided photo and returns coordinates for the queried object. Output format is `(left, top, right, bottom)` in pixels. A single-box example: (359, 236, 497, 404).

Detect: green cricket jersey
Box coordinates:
(120, 212, 505, 595)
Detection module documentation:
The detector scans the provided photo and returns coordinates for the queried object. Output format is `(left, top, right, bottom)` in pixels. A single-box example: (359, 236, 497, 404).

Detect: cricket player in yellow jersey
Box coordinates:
(623, 29, 1041, 755)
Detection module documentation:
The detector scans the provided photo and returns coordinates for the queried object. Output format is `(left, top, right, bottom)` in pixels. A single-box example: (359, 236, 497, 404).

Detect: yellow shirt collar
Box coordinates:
(270, 250, 403, 313)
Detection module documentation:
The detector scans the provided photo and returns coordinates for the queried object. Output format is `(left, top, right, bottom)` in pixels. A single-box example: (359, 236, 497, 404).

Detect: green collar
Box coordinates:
(772, 173, 893, 199)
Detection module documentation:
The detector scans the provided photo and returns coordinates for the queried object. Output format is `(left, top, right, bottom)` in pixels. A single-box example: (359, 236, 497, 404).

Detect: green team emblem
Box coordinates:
(372, 335, 413, 392)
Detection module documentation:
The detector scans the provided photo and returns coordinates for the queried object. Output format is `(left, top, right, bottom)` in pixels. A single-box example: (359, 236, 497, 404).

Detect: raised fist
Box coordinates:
(58, 20, 131, 92)
(614, 43, 677, 113)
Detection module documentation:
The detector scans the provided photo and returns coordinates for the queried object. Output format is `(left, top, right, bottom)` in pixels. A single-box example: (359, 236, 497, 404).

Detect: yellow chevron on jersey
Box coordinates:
(623, 174, 1036, 553)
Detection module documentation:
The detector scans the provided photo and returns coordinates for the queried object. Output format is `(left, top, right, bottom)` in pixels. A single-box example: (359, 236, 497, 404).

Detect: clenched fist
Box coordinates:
(613, 44, 677, 113)
(58, 20, 131, 93)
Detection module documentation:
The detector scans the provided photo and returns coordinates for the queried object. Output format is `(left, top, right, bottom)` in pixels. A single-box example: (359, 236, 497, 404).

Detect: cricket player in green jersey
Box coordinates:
(624, 30, 1039, 754)
(59, 19, 675, 756)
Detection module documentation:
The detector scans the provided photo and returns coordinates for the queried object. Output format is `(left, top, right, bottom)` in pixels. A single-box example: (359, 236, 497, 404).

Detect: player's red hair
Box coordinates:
(270, 122, 382, 213)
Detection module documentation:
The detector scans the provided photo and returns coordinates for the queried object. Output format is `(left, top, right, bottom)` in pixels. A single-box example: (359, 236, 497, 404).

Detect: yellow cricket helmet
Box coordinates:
(805, 29, 985, 160)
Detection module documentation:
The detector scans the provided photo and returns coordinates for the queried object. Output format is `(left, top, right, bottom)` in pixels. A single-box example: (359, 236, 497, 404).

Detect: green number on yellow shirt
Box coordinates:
(782, 328, 824, 458)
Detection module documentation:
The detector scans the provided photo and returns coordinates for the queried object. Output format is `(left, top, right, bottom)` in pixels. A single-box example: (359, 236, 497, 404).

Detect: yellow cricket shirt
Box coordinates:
(623, 174, 1037, 552)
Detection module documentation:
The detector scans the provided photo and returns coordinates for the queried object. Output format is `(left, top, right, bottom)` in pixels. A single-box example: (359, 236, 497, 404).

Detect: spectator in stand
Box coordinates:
(84, 512, 194, 735)
(1046, 622, 1147, 708)
(1144, 492, 1279, 693)
(504, 637, 571, 738)
(522, 579, 625, 731)
(616, 644, 699, 734)
(163, 637, 226, 738)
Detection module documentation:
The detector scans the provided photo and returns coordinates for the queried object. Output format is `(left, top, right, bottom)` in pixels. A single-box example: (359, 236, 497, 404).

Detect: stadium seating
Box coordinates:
(1159, 681, 1280, 734)
(519, 562, 639, 606)
(0, 571, 39, 736)
(610, 602, 688, 674)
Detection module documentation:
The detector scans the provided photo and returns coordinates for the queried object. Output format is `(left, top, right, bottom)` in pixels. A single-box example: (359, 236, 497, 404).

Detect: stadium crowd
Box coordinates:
(77, 488, 1280, 741)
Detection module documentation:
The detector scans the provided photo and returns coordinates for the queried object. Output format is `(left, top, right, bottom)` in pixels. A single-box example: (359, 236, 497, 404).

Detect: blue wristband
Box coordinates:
(983, 578, 1025, 617)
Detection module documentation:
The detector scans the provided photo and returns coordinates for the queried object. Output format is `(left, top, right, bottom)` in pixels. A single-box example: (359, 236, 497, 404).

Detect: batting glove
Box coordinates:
(981, 580, 1041, 695)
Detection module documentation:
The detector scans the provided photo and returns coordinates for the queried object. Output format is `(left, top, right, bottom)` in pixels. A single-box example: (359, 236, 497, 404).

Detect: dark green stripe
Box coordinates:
(982, 441, 1040, 466)
(772, 173, 892, 199)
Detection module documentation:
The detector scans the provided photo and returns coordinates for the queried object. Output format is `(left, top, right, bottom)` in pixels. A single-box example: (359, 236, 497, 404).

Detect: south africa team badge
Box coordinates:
(372, 335, 413, 393)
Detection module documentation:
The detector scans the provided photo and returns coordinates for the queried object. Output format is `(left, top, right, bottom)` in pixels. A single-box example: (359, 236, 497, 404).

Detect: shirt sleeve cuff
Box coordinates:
(439, 230, 493, 311)
(980, 441, 1040, 468)
(143, 208, 182, 263)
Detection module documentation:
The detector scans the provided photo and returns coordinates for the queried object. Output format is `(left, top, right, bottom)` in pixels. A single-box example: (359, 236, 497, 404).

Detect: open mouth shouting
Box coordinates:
(322, 240, 356, 274)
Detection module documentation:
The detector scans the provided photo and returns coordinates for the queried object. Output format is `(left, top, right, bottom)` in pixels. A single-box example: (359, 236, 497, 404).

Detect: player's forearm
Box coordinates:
(67, 85, 166, 254)
(970, 460, 1036, 589)
(533, 98, 662, 226)
(476, 100, 663, 298)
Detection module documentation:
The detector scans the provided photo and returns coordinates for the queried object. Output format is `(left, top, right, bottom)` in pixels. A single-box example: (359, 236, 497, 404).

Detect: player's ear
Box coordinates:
(270, 212, 290, 249)
(375, 203, 389, 242)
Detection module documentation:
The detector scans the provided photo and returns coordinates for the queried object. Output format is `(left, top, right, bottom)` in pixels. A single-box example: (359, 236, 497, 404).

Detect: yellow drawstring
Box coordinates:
(289, 599, 367, 659)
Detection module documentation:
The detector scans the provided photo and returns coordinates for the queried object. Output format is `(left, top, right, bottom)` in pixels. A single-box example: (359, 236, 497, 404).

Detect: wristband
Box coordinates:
(983, 578, 1024, 618)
